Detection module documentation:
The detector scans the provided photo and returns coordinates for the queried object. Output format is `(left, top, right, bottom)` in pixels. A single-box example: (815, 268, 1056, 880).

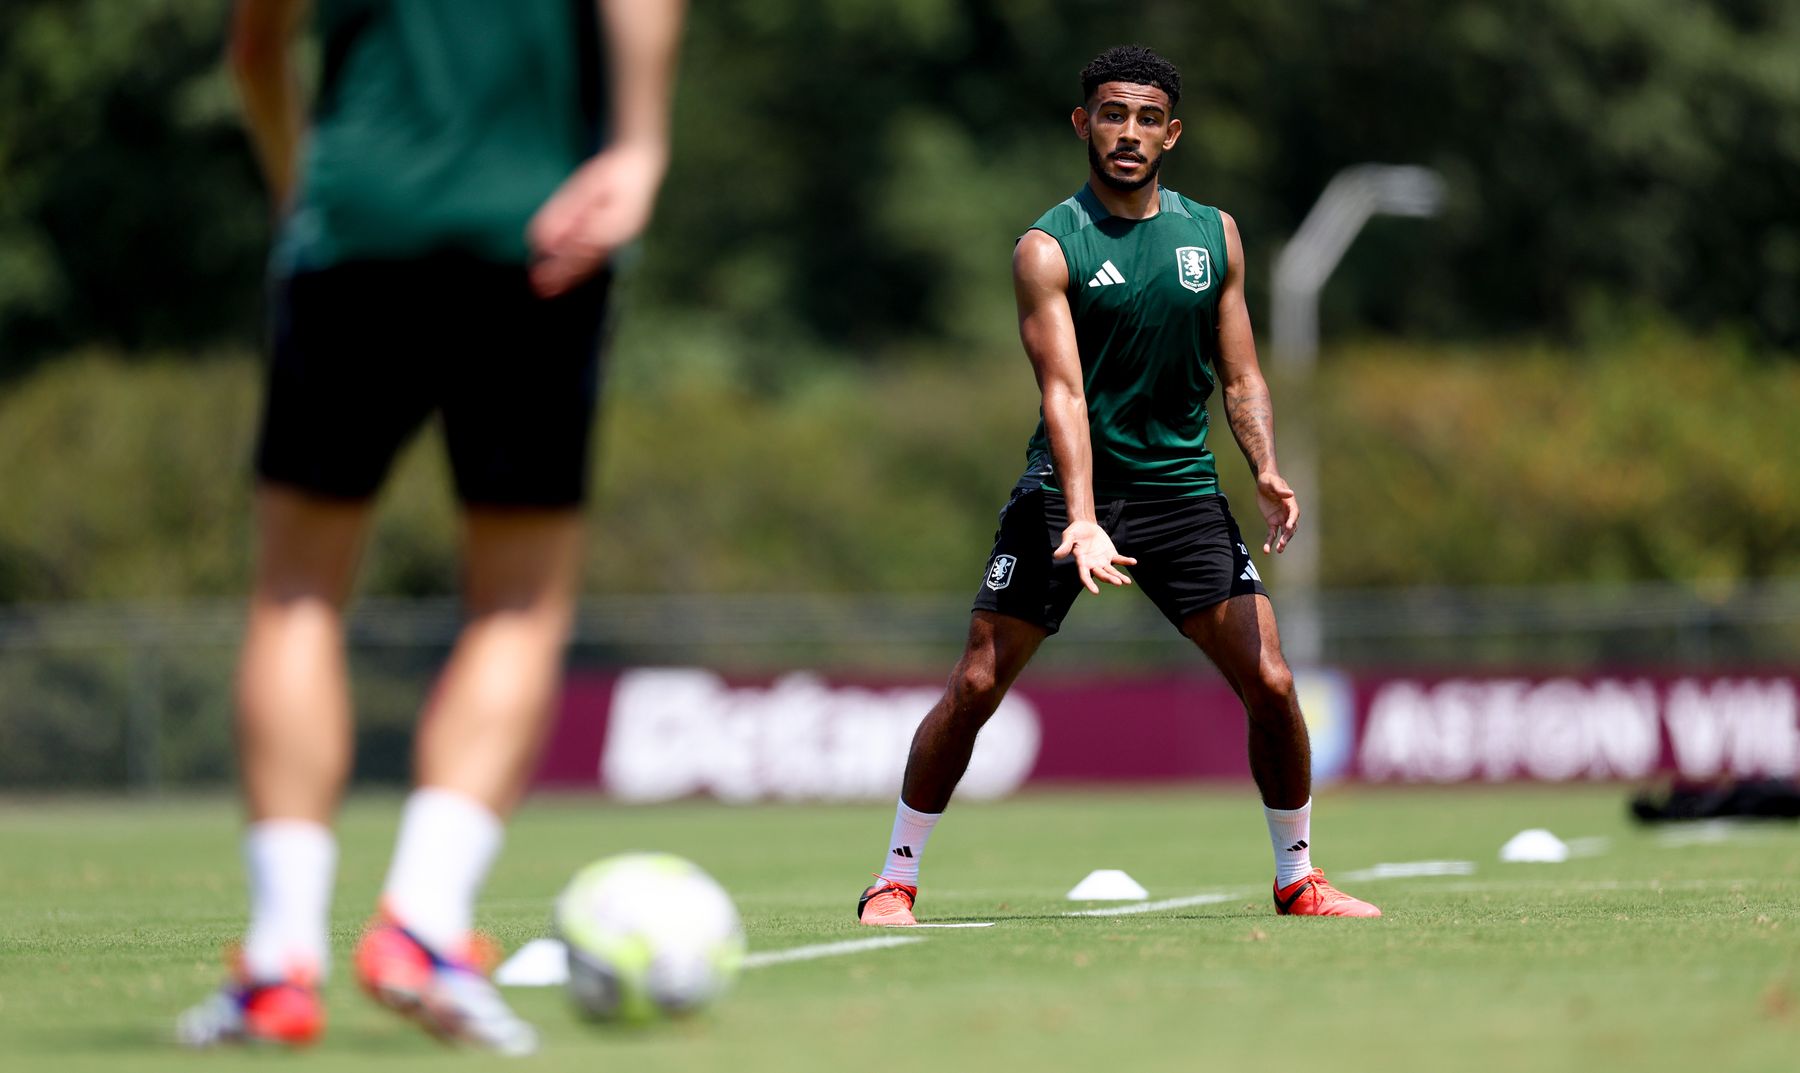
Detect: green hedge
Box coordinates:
(0, 329, 1796, 604)
(1320, 332, 1800, 585)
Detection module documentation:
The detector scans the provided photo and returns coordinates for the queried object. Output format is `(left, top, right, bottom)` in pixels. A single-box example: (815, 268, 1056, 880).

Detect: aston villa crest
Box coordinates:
(985, 554, 1017, 590)
(1175, 246, 1212, 293)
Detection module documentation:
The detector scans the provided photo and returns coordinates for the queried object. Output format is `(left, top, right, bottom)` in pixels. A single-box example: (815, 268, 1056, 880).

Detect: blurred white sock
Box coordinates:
(1264, 798, 1314, 888)
(876, 798, 941, 886)
(242, 819, 337, 981)
(382, 787, 503, 954)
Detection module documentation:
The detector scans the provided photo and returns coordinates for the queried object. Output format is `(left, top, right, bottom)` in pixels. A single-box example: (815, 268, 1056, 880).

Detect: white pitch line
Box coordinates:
(1337, 860, 1476, 882)
(1064, 891, 1241, 917)
(1564, 836, 1612, 858)
(1652, 821, 1795, 848)
(1430, 876, 1759, 895)
(903, 922, 996, 928)
(741, 935, 924, 968)
(499, 934, 936, 985)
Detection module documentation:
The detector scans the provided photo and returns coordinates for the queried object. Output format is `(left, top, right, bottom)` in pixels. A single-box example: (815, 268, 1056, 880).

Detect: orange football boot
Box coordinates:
(354, 910, 536, 1055)
(857, 876, 919, 926)
(1273, 868, 1382, 917)
(175, 953, 323, 1048)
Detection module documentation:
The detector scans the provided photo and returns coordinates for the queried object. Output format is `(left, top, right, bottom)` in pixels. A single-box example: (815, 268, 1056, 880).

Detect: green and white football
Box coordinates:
(555, 852, 746, 1022)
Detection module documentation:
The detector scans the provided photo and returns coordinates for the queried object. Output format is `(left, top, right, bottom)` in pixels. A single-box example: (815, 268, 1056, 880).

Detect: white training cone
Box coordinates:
(1499, 828, 1570, 863)
(1066, 869, 1149, 901)
(494, 937, 569, 987)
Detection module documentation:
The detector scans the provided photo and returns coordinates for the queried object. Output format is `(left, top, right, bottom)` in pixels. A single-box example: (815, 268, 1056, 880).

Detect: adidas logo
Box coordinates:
(1086, 260, 1127, 288)
(891, 845, 914, 858)
(1238, 545, 1262, 583)
(1287, 840, 1308, 852)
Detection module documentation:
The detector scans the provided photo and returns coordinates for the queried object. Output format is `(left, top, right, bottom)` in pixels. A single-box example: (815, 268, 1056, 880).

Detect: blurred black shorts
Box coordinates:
(254, 257, 611, 507)
(970, 466, 1268, 634)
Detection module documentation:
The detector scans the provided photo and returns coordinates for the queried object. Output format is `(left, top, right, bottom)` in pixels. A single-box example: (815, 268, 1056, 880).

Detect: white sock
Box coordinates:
(876, 797, 942, 886)
(381, 787, 504, 954)
(242, 819, 337, 982)
(1264, 798, 1314, 888)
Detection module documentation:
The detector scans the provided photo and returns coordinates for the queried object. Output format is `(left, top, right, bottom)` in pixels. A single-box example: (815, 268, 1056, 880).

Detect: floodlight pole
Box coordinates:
(1270, 164, 1444, 666)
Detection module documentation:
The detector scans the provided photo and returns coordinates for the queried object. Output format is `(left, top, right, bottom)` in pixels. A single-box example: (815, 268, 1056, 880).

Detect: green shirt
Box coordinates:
(1024, 185, 1229, 499)
(276, 0, 604, 274)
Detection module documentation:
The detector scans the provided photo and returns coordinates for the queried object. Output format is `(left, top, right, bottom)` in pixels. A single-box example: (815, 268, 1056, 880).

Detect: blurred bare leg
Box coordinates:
(379, 507, 583, 953)
(237, 484, 370, 822)
(233, 484, 371, 983)
(415, 507, 584, 815)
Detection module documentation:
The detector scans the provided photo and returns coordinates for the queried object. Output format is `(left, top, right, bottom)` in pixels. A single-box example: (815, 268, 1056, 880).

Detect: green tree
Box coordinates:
(0, 0, 270, 372)
(2, 0, 1798, 368)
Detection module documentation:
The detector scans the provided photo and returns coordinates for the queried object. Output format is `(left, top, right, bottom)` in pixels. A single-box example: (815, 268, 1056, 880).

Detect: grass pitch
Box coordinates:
(2, 786, 1796, 1073)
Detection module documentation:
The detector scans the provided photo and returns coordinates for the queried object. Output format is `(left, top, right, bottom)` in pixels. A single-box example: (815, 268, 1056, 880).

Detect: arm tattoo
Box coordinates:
(1224, 380, 1276, 474)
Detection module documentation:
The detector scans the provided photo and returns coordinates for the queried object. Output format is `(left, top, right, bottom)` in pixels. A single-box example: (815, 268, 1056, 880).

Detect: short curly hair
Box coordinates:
(1080, 45, 1181, 110)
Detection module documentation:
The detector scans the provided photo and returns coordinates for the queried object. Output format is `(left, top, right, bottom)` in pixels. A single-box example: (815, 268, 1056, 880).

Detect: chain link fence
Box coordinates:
(3, 580, 1796, 790)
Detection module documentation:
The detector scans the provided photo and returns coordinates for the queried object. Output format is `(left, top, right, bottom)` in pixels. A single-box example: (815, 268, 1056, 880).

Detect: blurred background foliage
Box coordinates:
(3, 332, 1795, 603)
(2, 0, 1797, 602)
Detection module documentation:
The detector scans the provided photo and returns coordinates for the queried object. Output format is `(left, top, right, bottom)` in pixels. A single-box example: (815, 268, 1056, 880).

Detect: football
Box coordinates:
(555, 852, 746, 1022)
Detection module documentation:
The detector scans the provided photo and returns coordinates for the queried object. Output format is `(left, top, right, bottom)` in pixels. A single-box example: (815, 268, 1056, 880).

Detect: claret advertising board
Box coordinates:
(532, 668, 1800, 801)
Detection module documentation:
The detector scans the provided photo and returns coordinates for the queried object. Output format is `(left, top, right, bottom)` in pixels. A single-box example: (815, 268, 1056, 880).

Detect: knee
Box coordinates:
(945, 663, 1006, 725)
(463, 590, 577, 645)
(1241, 658, 1296, 716)
(247, 592, 346, 644)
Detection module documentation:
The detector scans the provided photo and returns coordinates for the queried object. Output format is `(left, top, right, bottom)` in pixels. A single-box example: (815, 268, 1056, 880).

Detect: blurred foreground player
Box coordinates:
(857, 46, 1378, 927)
(177, 0, 684, 1053)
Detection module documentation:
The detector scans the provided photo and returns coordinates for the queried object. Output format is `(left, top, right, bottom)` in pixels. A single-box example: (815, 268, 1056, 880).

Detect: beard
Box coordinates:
(1088, 141, 1162, 192)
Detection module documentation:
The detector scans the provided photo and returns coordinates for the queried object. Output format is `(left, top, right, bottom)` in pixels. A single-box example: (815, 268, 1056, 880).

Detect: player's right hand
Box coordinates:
(1053, 521, 1137, 595)
(527, 141, 669, 298)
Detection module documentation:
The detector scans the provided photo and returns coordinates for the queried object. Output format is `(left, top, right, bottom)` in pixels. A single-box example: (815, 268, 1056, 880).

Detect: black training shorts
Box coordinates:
(971, 467, 1269, 634)
(255, 256, 611, 507)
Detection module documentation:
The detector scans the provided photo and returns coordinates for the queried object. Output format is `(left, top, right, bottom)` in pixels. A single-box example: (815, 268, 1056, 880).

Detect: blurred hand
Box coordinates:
(1053, 520, 1137, 595)
(1256, 469, 1299, 554)
(527, 142, 669, 298)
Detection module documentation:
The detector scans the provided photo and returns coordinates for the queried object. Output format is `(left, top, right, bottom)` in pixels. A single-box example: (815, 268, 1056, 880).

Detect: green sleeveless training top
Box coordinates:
(1023, 185, 1228, 499)
(275, 0, 604, 274)
(1029, 184, 1224, 500)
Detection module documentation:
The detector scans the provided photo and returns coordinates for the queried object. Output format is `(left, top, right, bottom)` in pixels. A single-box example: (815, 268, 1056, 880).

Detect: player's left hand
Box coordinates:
(1256, 470, 1299, 554)
(527, 141, 669, 298)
